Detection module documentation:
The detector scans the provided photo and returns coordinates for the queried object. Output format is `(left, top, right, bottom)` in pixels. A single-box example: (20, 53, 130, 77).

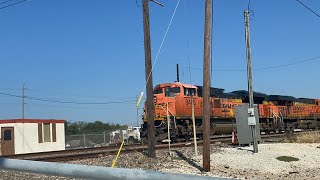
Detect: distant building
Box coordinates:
(0, 119, 65, 155)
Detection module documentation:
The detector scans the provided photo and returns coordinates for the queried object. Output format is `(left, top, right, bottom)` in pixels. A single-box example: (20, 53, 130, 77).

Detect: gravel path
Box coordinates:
(161, 143, 320, 179)
(0, 170, 71, 180)
(209, 143, 320, 174)
(0, 143, 319, 179)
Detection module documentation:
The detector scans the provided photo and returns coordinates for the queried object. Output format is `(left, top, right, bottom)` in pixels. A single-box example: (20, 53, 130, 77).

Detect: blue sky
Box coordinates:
(0, 0, 319, 125)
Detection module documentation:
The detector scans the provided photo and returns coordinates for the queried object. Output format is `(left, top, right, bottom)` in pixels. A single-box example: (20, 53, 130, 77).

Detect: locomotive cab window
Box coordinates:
(165, 87, 180, 97)
(153, 88, 163, 94)
(317, 102, 319, 105)
(184, 88, 196, 96)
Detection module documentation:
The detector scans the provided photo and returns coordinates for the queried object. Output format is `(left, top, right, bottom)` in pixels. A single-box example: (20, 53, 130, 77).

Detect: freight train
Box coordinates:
(140, 82, 320, 142)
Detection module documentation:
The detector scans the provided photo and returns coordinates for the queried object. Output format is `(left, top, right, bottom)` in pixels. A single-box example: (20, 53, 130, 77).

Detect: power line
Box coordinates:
(0, 87, 137, 100)
(0, 88, 20, 91)
(135, 0, 142, 7)
(27, 103, 114, 110)
(0, 0, 28, 10)
(141, 0, 181, 93)
(26, 88, 136, 100)
(183, 56, 320, 72)
(247, 0, 254, 20)
(0, 0, 16, 5)
(295, 0, 320, 18)
(0, 92, 136, 105)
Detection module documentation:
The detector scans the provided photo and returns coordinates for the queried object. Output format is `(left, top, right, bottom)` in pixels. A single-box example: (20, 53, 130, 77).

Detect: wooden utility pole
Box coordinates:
(142, 0, 156, 158)
(203, 0, 212, 172)
(244, 10, 258, 153)
(22, 83, 25, 119)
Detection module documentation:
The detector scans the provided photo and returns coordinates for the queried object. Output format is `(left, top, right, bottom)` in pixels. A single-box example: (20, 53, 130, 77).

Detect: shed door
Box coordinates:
(1, 127, 15, 155)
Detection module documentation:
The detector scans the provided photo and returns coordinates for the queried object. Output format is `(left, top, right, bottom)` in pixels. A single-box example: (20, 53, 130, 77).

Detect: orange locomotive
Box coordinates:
(141, 82, 320, 142)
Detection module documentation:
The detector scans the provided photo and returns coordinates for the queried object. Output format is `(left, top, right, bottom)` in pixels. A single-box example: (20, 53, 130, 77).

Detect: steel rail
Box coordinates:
(2, 131, 316, 162)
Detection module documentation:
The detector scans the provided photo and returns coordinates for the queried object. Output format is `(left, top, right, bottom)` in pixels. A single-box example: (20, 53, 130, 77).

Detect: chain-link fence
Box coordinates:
(65, 131, 112, 149)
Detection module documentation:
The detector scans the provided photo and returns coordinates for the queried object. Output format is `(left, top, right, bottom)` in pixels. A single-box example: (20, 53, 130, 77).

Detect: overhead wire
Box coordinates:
(187, 42, 192, 84)
(141, 0, 181, 93)
(185, 0, 191, 84)
(0, 92, 136, 105)
(183, 56, 320, 72)
(295, 0, 320, 18)
(26, 88, 136, 100)
(135, 0, 142, 7)
(0, 0, 28, 10)
(0, 0, 16, 5)
(26, 103, 114, 110)
(247, 0, 254, 20)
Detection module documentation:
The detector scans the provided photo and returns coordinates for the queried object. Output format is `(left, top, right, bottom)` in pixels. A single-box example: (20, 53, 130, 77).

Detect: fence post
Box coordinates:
(103, 131, 106, 144)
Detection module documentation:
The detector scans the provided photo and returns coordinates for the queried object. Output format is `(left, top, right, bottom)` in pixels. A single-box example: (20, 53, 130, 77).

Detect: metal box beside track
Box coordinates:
(235, 104, 261, 145)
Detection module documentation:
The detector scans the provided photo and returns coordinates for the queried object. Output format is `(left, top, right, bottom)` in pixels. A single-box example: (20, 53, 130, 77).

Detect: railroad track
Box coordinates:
(2, 131, 312, 162)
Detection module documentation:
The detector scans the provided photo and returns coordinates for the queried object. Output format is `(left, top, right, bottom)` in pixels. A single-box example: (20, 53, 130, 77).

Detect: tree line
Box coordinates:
(65, 121, 127, 135)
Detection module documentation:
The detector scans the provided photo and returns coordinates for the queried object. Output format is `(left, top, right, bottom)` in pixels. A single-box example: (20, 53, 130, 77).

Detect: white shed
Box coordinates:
(0, 119, 65, 155)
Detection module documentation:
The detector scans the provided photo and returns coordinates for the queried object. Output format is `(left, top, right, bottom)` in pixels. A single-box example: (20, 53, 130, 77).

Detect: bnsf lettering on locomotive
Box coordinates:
(222, 104, 236, 109)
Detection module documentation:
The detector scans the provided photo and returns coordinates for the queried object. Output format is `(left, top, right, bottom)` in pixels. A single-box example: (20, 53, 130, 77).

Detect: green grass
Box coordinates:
(276, 156, 299, 162)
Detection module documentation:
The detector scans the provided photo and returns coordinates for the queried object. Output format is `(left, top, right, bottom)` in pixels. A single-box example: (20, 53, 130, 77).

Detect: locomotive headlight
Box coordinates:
(154, 96, 157, 103)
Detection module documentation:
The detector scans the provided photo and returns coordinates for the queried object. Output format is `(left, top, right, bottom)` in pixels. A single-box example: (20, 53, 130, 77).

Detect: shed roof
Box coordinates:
(0, 119, 65, 124)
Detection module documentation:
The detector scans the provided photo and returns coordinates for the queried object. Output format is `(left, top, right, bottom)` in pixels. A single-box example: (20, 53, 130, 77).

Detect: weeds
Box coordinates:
(284, 131, 320, 143)
(276, 156, 299, 162)
(296, 131, 320, 143)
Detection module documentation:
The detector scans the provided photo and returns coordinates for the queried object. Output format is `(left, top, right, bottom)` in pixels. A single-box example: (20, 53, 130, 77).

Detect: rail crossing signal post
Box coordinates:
(244, 10, 258, 153)
(203, 0, 212, 172)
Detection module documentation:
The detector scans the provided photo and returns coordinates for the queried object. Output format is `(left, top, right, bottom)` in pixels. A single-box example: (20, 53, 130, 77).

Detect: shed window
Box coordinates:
(38, 123, 43, 143)
(52, 123, 56, 142)
(43, 123, 51, 142)
(38, 122, 57, 143)
(4, 130, 11, 141)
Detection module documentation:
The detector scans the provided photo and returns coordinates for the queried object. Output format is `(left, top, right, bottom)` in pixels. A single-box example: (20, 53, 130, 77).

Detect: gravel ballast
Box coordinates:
(0, 143, 319, 179)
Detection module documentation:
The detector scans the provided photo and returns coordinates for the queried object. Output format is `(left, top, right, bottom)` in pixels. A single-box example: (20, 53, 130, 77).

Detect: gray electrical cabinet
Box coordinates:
(235, 104, 261, 145)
